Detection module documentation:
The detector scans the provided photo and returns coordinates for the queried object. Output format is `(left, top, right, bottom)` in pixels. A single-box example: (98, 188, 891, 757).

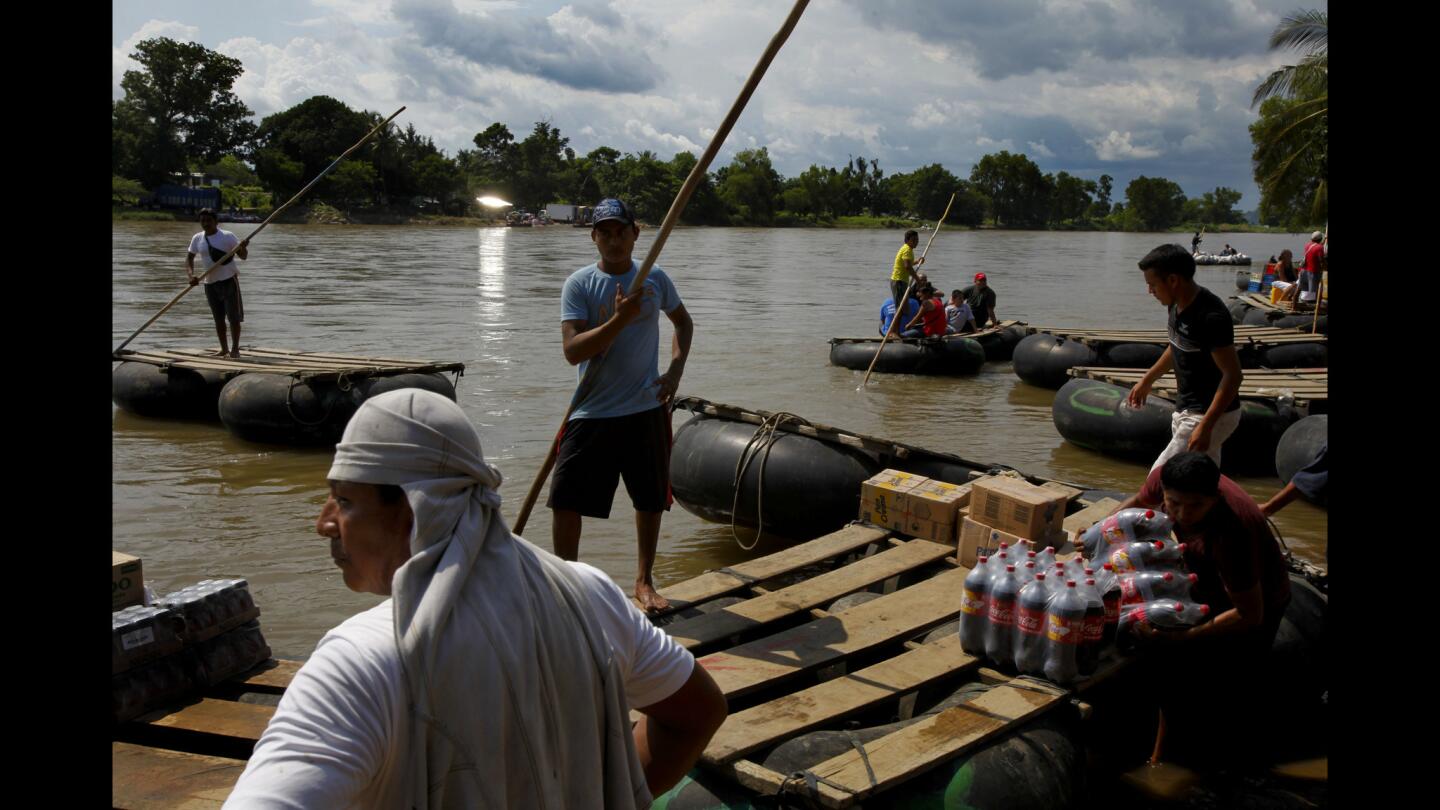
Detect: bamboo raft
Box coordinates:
(113, 511, 1134, 809)
(111, 346, 465, 382)
(1022, 323, 1324, 347)
(1067, 366, 1328, 411)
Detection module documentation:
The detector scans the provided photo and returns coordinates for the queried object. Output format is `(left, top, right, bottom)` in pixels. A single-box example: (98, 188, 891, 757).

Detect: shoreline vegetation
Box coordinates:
(112, 205, 1297, 234)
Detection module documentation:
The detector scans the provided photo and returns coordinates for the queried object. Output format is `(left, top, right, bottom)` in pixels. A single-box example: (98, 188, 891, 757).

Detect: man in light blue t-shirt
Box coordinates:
(549, 198, 695, 613)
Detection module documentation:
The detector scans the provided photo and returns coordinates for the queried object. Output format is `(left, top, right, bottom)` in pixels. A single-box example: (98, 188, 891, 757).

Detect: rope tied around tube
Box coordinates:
(729, 411, 811, 551)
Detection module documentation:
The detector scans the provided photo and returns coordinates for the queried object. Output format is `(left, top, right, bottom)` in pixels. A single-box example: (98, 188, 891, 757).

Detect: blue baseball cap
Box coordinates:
(592, 198, 636, 227)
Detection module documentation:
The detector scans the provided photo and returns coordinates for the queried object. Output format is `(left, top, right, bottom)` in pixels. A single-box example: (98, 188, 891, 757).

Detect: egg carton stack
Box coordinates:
(112, 579, 270, 723)
(1079, 509, 1210, 643)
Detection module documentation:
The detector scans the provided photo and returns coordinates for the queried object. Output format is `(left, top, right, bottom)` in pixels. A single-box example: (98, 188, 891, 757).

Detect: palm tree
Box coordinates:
(1250, 9, 1327, 223)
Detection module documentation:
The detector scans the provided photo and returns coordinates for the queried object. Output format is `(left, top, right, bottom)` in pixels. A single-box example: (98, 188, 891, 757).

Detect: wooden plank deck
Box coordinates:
(112, 346, 465, 379)
(115, 518, 1134, 808)
(1023, 323, 1323, 346)
(1233, 291, 1326, 315)
(665, 538, 953, 650)
(1068, 366, 1328, 404)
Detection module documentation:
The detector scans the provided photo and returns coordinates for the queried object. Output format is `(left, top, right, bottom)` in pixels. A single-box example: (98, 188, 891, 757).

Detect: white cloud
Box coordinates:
(112, 0, 1305, 203)
(1087, 130, 1163, 161)
(622, 120, 702, 155)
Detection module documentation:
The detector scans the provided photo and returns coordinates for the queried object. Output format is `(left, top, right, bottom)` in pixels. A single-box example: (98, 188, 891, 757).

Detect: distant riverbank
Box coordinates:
(112, 206, 1299, 234)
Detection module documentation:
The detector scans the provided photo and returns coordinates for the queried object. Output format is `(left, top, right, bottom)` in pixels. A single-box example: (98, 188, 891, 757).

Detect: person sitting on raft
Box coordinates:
(879, 296, 923, 338)
(904, 283, 950, 337)
(1272, 249, 1299, 302)
(946, 289, 977, 334)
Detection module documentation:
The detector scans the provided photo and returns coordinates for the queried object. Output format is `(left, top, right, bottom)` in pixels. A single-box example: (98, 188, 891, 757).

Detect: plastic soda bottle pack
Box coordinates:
(1081, 508, 1210, 644)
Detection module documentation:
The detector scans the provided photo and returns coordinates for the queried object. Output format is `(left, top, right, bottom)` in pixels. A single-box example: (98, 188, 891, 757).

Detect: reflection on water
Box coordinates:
(113, 223, 1326, 655)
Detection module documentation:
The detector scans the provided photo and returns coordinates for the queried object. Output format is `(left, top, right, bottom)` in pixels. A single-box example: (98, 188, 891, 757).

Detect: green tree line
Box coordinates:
(114, 36, 1292, 231)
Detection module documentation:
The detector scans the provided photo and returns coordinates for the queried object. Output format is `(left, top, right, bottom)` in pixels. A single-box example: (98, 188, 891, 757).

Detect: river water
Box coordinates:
(112, 223, 1327, 657)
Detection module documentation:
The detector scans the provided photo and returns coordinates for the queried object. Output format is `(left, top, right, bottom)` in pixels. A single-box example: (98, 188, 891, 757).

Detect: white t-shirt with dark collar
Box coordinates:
(188, 229, 242, 283)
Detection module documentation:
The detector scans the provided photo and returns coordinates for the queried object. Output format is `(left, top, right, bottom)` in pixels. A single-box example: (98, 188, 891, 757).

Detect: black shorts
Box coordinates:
(204, 276, 244, 324)
(547, 406, 673, 517)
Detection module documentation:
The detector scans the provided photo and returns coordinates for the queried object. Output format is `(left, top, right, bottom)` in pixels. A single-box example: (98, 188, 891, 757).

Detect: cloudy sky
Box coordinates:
(113, 0, 1323, 210)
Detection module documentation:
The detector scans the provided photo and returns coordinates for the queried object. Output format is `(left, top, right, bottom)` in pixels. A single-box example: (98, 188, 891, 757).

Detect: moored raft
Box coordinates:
(670, 396, 1122, 540)
(1012, 324, 1328, 389)
(828, 334, 985, 375)
(112, 347, 464, 445)
(1051, 367, 1327, 475)
(1229, 292, 1327, 333)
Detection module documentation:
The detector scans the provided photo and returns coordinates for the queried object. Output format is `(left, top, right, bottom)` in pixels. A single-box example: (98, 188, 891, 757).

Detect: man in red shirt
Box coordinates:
(1295, 230, 1326, 310)
(1113, 451, 1293, 764)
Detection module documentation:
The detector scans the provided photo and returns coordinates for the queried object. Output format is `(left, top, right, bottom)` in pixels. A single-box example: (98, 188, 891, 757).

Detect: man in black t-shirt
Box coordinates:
(1126, 244, 1243, 472)
(960, 273, 998, 327)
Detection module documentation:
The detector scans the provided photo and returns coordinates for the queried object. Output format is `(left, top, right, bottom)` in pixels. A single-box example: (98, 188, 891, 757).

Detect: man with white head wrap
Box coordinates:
(225, 389, 726, 808)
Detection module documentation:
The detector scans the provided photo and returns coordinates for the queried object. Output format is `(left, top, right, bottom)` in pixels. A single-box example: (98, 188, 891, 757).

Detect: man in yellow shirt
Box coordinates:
(889, 230, 927, 328)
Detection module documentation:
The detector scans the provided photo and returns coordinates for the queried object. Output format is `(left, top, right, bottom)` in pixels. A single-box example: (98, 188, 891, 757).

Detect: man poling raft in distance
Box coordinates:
(186, 207, 249, 357)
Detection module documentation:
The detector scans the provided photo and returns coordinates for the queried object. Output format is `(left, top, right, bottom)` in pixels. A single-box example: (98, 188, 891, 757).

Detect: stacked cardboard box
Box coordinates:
(957, 476, 1071, 567)
(112, 551, 145, 611)
(858, 470, 971, 543)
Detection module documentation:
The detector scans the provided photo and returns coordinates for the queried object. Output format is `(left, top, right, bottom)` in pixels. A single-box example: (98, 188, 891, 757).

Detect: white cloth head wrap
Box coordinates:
(329, 389, 649, 808)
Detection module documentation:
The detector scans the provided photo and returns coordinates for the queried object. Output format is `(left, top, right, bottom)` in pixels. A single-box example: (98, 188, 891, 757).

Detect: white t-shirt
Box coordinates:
(188, 229, 242, 284)
(224, 562, 694, 809)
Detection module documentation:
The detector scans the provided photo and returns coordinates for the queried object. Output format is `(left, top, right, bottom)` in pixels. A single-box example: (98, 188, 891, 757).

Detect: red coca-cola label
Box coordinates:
(1047, 613, 1079, 644)
(961, 588, 986, 616)
(1017, 606, 1045, 636)
(1084, 613, 1104, 643)
(1119, 577, 1145, 605)
(988, 598, 1015, 627)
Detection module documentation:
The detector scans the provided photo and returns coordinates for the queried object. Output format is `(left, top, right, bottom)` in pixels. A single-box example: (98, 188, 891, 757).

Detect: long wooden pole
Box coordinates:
(856, 190, 958, 390)
(511, 0, 812, 534)
(113, 106, 408, 355)
(1310, 222, 1327, 334)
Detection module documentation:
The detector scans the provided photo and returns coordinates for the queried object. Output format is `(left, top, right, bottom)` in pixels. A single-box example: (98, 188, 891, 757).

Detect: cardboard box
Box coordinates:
(859, 470, 928, 532)
(113, 551, 145, 611)
(969, 477, 1070, 540)
(957, 516, 1068, 569)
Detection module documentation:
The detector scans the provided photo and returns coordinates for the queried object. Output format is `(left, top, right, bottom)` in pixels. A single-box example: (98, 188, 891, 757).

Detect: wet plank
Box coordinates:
(697, 567, 967, 699)
(666, 539, 953, 650)
(231, 658, 303, 691)
(634, 524, 892, 617)
(801, 679, 1064, 808)
(112, 741, 246, 809)
(702, 634, 978, 765)
(144, 698, 274, 744)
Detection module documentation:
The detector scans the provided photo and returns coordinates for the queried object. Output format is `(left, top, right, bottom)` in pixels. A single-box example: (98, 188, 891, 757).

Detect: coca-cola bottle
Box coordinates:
(1013, 573, 1050, 676)
(959, 556, 991, 655)
(1077, 578, 1105, 676)
(1080, 508, 1176, 560)
(1096, 563, 1121, 645)
(1108, 540, 1187, 573)
(1035, 546, 1057, 571)
(1119, 571, 1198, 605)
(1119, 600, 1211, 632)
(984, 564, 1021, 670)
(1043, 581, 1086, 685)
(1046, 563, 1069, 598)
